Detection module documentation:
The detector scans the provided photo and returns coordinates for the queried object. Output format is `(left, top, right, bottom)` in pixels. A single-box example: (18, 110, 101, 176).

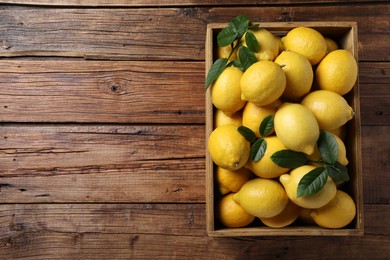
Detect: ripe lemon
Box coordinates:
(274, 103, 319, 155)
(241, 61, 286, 106)
(325, 37, 338, 54)
(301, 90, 354, 131)
(208, 124, 250, 171)
(242, 28, 279, 61)
(242, 101, 279, 138)
(216, 167, 254, 195)
(274, 35, 285, 55)
(245, 136, 290, 179)
(280, 165, 337, 209)
(214, 109, 242, 128)
(307, 132, 349, 166)
(217, 40, 238, 60)
(316, 49, 358, 95)
(259, 200, 300, 228)
(233, 178, 288, 218)
(311, 190, 356, 228)
(284, 27, 327, 65)
(275, 50, 314, 101)
(211, 66, 246, 115)
(218, 193, 255, 228)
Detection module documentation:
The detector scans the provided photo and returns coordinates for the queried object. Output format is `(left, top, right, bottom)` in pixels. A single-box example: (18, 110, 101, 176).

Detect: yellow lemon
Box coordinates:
(233, 178, 288, 218)
(216, 167, 254, 195)
(245, 136, 290, 179)
(280, 165, 337, 209)
(274, 35, 285, 55)
(284, 27, 327, 65)
(242, 28, 279, 61)
(242, 101, 279, 138)
(241, 61, 286, 106)
(325, 37, 339, 54)
(208, 124, 250, 171)
(218, 193, 255, 228)
(211, 66, 246, 115)
(214, 109, 242, 128)
(316, 49, 358, 95)
(301, 90, 354, 131)
(275, 50, 314, 101)
(274, 103, 319, 155)
(260, 200, 300, 228)
(217, 40, 238, 60)
(311, 190, 356, 228)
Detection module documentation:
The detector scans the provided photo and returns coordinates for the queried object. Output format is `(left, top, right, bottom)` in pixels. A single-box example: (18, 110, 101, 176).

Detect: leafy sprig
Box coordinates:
(205, 15, 260, 90)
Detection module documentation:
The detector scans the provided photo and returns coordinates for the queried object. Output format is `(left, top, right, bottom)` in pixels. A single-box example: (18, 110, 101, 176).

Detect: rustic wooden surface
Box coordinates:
(0, 1, 389, 259)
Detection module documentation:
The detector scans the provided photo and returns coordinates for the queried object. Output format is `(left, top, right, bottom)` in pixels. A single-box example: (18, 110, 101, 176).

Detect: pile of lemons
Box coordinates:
(209, 27, 358, 229)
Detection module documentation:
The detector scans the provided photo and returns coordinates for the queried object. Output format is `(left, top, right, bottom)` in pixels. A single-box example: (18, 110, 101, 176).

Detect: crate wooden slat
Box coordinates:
(206, 22, 363, 236)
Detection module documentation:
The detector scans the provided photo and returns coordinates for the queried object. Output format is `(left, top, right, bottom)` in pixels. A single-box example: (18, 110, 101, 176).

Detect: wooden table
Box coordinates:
(0, 1, 389, 259)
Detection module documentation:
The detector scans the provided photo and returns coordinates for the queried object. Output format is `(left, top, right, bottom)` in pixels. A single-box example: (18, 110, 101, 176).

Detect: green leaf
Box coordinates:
(317, 131, 339, 165)
(237, 126, 257, 144)
(270, 150, 308, 168)
(326, 162, 349, 185)
(245, 31, 259, 52)
(205, 58, 228, 90)
(228, 60, 244, 71)
(251, 138, 267, 162)
(238, 46, 258, 71)
(297, 167, 328, 197)
(229, 15, 250, 39)
(259, 115, 274, 137)
(248, 23, 261, 31)
(217, 26, 238, 47)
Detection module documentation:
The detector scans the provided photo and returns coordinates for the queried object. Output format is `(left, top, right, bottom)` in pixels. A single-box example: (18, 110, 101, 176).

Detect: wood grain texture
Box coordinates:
(0, 4, 388, 61)
(0, 60, 388, 125)
(0, 204, 389, 259)
(0, 125, 204, 203)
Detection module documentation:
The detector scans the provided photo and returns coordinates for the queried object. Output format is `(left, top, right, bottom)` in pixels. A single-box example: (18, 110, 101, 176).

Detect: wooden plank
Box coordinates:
(0, 60, 388, 125)
(0, 124, 205, 203)
(0, 5, 388, 61)
(0, 124, 388, 204)
(0, 204, 388, 258)
(0, 60, 205, 124)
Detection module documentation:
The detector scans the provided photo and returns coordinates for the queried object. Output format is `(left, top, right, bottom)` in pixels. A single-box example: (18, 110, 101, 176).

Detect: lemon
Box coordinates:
(242, 28, 279, 61)
(274, 35, 285, 55)
(233, 178, 288, 218)
(301, 90, 354, 131)
(241, 61, 286, 106)
(325, 37, 338, 54)
(214, 109, 242, 128)
(216, 167, 254, 195)
(284, 27, 327, 65)
(311, 190, 356, 228)
(329, 125, 346, 141)
(307, 132, 349, 166)
(274, 103, 319, 155)
(274, 50, 314, 101)
(316, 49, 358, 95)
(259, 200, 300, 228)
(208, 124, 250, 171)
(280, 165, 337, 209)
(211, 66, 246, 115)
(218, 193, 255, 228)
(242, 101, 279, 138)
(217, 40, 238, 60)
(245, 136, 290, 179)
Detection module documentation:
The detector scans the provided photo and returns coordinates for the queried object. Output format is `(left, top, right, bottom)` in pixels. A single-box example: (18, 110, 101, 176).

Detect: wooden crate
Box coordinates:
(205, 22, 364, 236)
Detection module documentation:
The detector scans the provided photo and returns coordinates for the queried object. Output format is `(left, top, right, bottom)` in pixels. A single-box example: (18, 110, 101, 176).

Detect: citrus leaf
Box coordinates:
(259, 115, 274, 137)
(228, 60, 244, 71)
(205, 58, 228, 90)
(297, 167, 328, 197)
(248, 23, 261, 31)
(237, 126, 257, 144)
(217, 26, 238, 47)
(251, 138, 267, 162)
(238, 46, 257, 71)
(326, 162, 349, 185)
(229, 15, 250, 39)
(317, 131, 338, 165)
(270, 150, 307, 168)
(245, 31, 259, 52)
